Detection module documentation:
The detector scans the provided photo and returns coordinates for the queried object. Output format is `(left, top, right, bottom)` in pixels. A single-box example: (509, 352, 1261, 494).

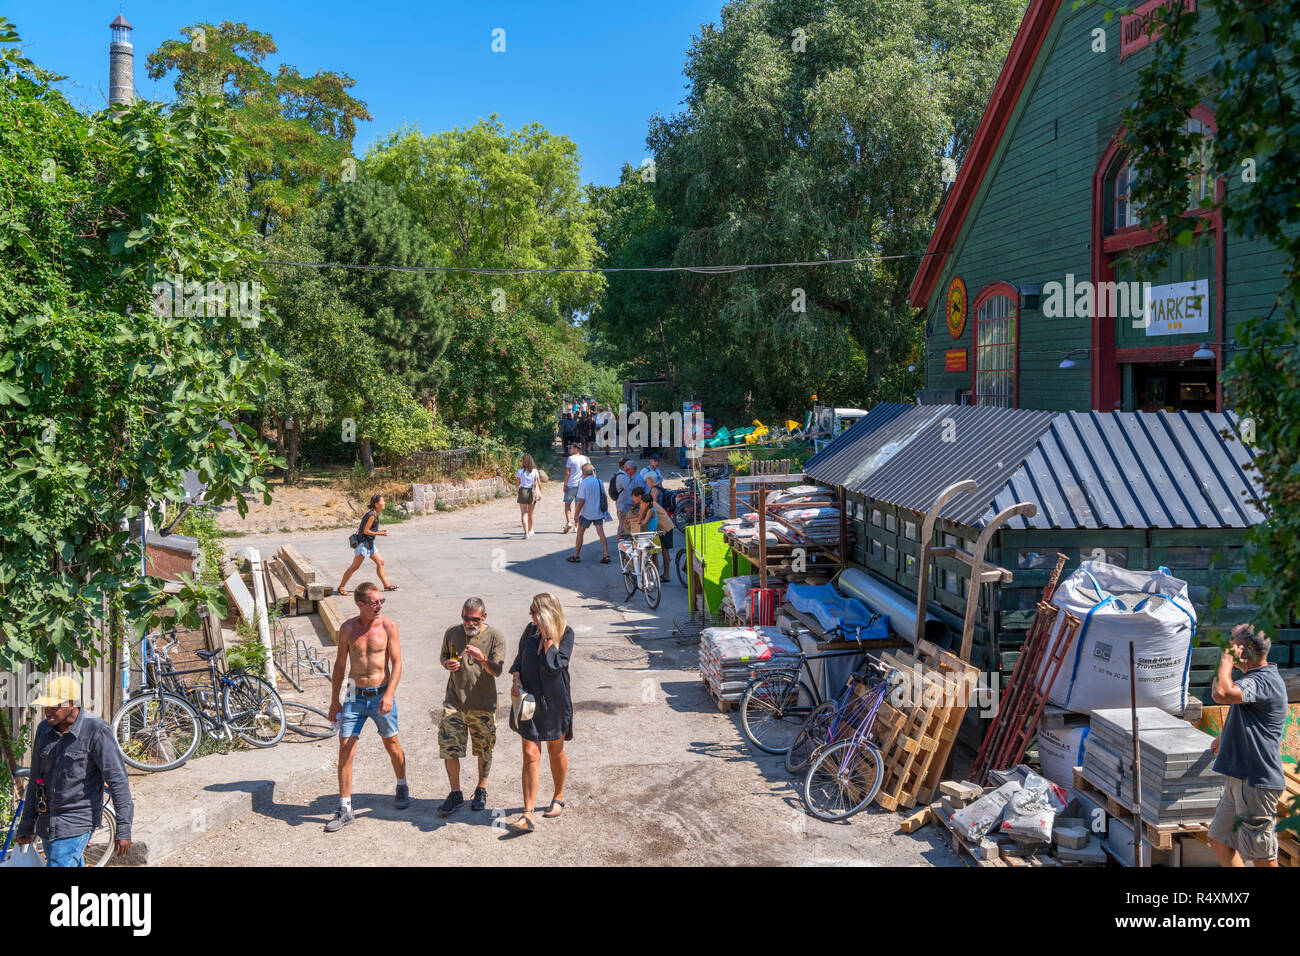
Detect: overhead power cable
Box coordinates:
(256, 251, 943, 276)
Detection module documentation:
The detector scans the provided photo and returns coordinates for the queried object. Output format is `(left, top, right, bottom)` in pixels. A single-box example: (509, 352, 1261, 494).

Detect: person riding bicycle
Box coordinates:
(15, 676, 133, 866)
(629, 487, 675, 580)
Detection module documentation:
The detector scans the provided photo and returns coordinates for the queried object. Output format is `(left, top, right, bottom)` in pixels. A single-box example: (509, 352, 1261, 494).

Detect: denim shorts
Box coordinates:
(354, 541, 378, 557)
(339, 690, 399, 738)
(564, 485, 580, 504)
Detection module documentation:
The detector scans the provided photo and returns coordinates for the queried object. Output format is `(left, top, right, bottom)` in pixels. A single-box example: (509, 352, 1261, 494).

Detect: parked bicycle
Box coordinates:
(739, 645, 868, 754)
(281, 700, 337, 739)
(1, 768, 116, 867)
(619, 531, 662, 610)
(111, 631, 286, 772)
(801, 661, 894, 821)
(785, 656, 892, 774)
(669, 472, 717, 531)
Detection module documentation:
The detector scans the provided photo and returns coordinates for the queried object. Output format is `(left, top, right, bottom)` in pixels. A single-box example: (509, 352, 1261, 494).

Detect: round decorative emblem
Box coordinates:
(946, 276, 967, 339)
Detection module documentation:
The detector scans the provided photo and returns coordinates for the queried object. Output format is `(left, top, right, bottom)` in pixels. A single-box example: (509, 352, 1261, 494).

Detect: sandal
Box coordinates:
(336, 588, 350, 596)
(566, 556, 581, 563)
(599, 556, 611, 564)
(506, 814, 535, 833)
(543, 799, 565, 819)
(384, 585, 400, 591)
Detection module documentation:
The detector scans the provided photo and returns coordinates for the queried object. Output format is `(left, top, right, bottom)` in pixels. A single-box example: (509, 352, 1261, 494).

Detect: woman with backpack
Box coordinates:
(516, 453, 541, 538)
(336, 494, 398, 595)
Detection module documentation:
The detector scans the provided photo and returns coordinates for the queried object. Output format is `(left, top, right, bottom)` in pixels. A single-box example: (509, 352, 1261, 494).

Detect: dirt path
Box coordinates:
(168, 457, 960, 866)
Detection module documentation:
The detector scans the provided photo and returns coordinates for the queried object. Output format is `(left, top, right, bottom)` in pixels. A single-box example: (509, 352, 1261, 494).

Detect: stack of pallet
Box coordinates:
(871, 639, 978, 811)
(1081, 707, 1223, 826)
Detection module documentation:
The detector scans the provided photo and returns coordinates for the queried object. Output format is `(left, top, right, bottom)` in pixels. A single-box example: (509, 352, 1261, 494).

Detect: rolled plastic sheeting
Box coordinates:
(837, 568, 952, 647)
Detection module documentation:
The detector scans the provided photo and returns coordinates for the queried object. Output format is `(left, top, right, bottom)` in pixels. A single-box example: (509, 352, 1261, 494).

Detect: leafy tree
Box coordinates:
(315, 174, 454, 428)
(147, 21, 372, 235)
(597, 0, 1019, 421)
(365, 117, 606, 326)
(0, 21, 279, 680)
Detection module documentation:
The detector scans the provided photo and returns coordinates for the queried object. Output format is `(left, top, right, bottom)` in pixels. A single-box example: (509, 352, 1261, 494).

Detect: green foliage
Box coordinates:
(591, 0, 1020, 421)
(224, 627, 269, 675)
(0, 21, 280, 672)
(317, 175, 453, 402)
(175, 505, 226, 586)
(146, 21, 372, 236)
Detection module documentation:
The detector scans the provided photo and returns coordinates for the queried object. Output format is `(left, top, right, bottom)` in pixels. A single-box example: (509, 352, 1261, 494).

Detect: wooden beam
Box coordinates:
(317, 596, 345, 646)
(278, 544, 317, 584)
(270, 558, 305, 599)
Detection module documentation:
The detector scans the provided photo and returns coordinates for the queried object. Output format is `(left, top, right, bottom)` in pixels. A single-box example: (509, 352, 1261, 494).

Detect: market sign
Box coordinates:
(1142, 279, 1208, 336)
(945, 349, 968, 373)
(946, 276, 967, 339)
(1120, 0, 1196, 60)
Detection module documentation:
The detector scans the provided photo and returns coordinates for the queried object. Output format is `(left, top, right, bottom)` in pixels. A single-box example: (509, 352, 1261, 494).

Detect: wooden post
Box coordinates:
(730, 475, 737, 519)
(758, 484, 768, 589)
(1130, 640, 1143, 868)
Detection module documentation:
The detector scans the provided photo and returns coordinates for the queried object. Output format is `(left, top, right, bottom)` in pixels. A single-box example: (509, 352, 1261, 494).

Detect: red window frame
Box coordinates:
(971, 282, 1019, 408)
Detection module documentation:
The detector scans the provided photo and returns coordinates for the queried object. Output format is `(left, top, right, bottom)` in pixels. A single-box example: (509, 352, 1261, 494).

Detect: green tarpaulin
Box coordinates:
(685, 520, 750, 615)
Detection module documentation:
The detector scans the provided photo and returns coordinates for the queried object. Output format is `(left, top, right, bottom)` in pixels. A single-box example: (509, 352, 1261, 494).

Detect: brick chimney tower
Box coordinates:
(109, 14, 134, 109)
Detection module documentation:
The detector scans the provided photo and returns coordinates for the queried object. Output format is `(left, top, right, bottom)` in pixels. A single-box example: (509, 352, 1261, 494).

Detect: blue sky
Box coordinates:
(6, 0, 722, 185)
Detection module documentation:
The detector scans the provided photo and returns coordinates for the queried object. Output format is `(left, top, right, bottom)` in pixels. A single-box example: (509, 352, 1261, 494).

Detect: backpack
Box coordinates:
(608, 472, 622, 504)
(596, 475, 609, 516)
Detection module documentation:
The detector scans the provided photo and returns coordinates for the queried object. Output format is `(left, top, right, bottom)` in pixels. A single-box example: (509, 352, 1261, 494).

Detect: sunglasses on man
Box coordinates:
(462, 615, 484, 624)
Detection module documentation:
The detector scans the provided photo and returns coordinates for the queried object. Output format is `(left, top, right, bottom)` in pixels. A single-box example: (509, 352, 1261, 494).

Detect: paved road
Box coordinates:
(173, 458, 961, 866)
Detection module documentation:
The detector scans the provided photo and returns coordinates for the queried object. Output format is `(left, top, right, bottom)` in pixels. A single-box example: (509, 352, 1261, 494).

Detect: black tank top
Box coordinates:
(358, 509, 379, 545)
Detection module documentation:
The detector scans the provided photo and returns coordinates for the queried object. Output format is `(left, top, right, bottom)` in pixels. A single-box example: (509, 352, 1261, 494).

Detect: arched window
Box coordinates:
(973, 284, 1017, 407)
(1109, 113, 1216, 234)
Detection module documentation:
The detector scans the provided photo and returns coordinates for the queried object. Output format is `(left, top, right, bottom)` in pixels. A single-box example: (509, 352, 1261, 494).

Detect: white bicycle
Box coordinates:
(619, 532, 662, 610)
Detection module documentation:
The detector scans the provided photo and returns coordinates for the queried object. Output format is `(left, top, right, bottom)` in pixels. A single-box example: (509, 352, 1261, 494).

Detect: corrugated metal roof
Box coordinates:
(803, 403, 920, 486)
(809, 404, 1265, 531)
(989, 410, 1264, 530)
(859, 406, 1058, 525)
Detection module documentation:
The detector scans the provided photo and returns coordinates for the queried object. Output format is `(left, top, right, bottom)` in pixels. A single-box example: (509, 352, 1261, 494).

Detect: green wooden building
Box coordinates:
(909, 0, 1295, 413)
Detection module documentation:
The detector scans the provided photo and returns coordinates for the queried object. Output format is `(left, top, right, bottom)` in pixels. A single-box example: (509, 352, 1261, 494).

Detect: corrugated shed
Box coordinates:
(989, 410, 1264, 530)
(802, 403, 923, 487)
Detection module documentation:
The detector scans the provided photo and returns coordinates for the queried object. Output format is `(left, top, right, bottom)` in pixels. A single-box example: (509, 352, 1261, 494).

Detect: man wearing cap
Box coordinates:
(15, 676, 133, 866)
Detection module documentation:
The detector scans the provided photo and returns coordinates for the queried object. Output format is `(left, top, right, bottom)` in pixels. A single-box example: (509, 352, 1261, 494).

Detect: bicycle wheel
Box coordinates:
(643, 560, 661, 610)
(223, 673, 286, 747)
(112, 693, 202, 772)
(84, 807, 117, 867)
(282, 701, 338, 739)
(623, 563, 638, 598)
(675, 548, 688, 583)
(785, 700, 836, 774)
(740, 671, 816, 754)
(802, 739, 884, 821)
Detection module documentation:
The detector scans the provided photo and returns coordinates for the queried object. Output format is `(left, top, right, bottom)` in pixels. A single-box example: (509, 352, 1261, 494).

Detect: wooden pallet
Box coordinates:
(1073, 766, 1211, 851)
(870, 639, 977, 811)
(700, 676, 739, 712)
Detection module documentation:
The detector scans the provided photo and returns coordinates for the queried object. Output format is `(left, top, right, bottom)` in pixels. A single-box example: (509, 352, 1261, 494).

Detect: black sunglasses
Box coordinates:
(462, 615, 484, 623)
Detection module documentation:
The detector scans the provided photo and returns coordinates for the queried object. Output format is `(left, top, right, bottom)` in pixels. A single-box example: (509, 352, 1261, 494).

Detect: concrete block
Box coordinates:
(1056, 835, 1107, 864)
(977, 838, 1000, 861)
(1054, 825, 1090, 849)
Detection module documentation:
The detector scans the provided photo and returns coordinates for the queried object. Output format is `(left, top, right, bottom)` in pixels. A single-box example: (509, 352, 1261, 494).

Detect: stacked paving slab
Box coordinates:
(1082, 707, 1223, 825)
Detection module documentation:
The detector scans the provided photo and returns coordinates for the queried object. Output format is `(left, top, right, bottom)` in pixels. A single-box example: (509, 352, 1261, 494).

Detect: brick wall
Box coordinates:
(408, 477, 508, 514)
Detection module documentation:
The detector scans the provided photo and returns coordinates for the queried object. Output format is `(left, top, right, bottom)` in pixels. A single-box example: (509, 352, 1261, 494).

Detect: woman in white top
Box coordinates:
(516, 453, 541, 537)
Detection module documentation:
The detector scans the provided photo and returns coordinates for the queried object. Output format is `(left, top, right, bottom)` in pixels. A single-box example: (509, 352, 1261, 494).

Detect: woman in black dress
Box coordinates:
(506, 592, 574, 833)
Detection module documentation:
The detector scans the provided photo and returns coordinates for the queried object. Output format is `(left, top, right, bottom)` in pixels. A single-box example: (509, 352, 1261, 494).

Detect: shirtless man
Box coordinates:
(325, 581, 408, 832)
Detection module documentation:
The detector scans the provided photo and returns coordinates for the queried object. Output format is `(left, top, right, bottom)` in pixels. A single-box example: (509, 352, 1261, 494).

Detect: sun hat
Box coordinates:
(33, 675, 81, 707)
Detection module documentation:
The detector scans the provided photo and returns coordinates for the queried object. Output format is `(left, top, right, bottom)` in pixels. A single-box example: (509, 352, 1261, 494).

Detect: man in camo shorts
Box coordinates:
(437, 597, 506, 816)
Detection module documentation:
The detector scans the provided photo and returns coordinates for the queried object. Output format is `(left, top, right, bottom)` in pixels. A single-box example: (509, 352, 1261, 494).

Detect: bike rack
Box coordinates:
(270, 617, 332, 693)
